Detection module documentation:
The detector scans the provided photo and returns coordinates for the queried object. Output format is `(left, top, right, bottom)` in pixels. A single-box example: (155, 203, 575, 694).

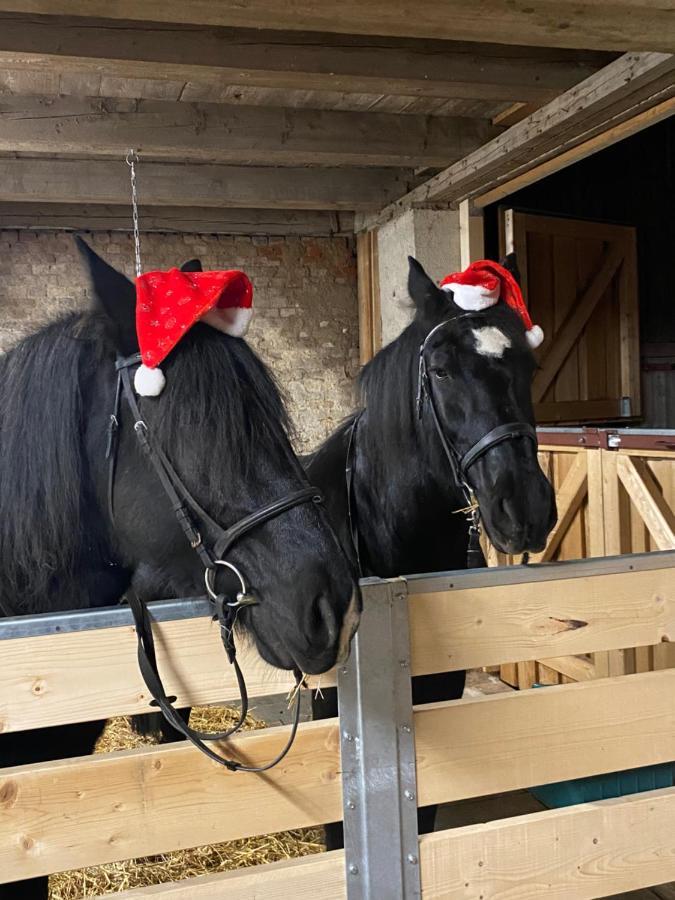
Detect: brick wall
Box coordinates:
(0, 230, 359, 451)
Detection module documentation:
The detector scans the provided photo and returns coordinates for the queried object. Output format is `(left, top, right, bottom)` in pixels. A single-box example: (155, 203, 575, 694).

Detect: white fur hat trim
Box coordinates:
(441, 281, 499, 311)
(201, 306, 254, 338)
(526, 324, 544, 349)
(134, 363, 166, 397)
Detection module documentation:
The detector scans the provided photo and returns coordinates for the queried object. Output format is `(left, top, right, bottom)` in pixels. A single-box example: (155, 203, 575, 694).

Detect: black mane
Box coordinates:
(0, 310, 294, 609)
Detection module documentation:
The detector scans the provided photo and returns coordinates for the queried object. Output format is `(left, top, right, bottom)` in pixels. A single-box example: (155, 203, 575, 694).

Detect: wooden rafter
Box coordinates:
(0, 96, 497, 168)
(0, 203, 354, 235)
(0, 1, 670, 51)
(358, 52, 675, 228)
(0, 158, 413, 211)
(0, 15, 611, 104)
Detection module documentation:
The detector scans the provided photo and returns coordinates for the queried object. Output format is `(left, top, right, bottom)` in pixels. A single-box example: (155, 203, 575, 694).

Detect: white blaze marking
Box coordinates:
(472, 326, 511, 358)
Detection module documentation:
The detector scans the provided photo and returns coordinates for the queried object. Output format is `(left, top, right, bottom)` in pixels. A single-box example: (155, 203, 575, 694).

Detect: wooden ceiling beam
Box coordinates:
(0, 96, 497, 168)
(0, 2, 669, 52)
(0, 158, 412, 211)
(358, 51, 675, 228)
(0, 14, 612, 104)
(0, 203, 354, 235)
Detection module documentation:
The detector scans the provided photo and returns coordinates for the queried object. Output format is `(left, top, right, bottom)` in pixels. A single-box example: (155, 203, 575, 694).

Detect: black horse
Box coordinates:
(307, 255, 557, 847)
(0, 242, 358, 900)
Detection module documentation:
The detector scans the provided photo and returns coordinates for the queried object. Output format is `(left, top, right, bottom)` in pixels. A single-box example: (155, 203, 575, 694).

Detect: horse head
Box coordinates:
(70, 241, 359, 674)
(407, 256, 556, 555)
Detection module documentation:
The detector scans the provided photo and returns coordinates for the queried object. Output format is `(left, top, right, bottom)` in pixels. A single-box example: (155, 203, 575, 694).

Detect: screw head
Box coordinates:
(400, 724, 411, 733)
(404, 790, 415, 801)
(399, 659, 409, 668)
(347, 801, 356, 810)
(407, 854, 418, 865)
(342, 731, 355, 742)
(341, 666, 348, 675)
(349, 864, 359, 875)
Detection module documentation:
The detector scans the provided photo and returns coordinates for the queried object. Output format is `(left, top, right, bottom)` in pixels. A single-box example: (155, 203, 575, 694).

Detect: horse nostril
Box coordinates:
(313, 594, 339, 646)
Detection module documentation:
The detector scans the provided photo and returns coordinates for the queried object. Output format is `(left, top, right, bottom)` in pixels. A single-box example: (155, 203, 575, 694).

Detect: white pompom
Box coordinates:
(134, 364, 166, 397)
(526, 325, 544, 349)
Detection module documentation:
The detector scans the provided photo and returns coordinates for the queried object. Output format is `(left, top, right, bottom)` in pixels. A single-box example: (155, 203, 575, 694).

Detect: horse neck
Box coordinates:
(352, 407, 469, 578)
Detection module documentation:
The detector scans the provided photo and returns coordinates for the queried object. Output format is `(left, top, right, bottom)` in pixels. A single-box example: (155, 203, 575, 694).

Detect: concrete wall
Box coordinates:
(377, 208, 461, 346)
(0, 229, 359, 452)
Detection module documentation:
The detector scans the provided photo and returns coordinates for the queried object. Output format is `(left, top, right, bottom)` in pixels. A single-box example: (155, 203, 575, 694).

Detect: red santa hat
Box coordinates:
(133, 267, 253, 396)
(439, 260, 544, 349)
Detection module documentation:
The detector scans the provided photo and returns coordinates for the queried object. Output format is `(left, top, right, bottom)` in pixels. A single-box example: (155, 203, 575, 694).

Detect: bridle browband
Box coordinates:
(416, 315, 537, 563)
(345, 314, 538, 575)
(109, 352, 325, 772)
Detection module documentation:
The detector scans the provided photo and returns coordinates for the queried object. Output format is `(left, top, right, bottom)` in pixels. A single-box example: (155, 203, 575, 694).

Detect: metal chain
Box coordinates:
(125, 149, 142, 278)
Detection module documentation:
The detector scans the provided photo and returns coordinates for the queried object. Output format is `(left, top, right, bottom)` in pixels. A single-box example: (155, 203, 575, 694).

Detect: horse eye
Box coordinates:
(433, 368, 449, 379)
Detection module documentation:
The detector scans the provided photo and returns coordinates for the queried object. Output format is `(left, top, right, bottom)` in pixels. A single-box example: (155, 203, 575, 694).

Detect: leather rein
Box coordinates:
(346, 315, 537, 574)
(109, 352, 323, 772)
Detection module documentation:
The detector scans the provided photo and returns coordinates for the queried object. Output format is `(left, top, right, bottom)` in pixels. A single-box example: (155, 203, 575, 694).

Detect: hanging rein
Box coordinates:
(346, 314, 537, 574)
(109, 353, 325, 772)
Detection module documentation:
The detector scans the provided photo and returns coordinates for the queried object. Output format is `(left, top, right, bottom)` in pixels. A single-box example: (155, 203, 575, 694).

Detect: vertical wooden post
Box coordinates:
(357, 229, 381, 366)
(459, 199, 484, 269)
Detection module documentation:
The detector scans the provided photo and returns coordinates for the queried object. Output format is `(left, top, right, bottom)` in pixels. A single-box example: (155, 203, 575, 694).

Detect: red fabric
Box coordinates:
(440, 260, 534, 331)
(135, 268, 253, 367)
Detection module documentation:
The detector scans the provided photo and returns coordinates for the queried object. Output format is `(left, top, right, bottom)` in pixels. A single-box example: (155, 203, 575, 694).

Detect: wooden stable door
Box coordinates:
(501, 210, 640, 425)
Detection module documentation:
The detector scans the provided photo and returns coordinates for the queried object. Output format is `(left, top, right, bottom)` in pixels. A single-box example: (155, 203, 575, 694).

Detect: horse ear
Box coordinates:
(500, 252, 521, 285)
(75, 236, 138, 355)
(180, 258, 203, 272)
(408, 256, 448, 323)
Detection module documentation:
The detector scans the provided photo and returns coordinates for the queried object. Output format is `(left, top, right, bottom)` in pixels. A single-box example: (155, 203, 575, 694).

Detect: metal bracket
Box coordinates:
(338, 578, 420, 900)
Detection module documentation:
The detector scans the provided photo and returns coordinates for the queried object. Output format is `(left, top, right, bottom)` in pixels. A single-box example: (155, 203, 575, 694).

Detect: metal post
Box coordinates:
(338, 578, 420, 900)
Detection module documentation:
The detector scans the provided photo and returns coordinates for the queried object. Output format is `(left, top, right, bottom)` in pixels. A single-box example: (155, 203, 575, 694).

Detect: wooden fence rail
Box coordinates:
(0, 551, 673, 896)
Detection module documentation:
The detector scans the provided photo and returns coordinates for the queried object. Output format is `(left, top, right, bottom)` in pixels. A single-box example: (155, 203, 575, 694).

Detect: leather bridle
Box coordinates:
(416, 316, 537, 564)
(109, 352, 326, 771)
(345, 314, 537, 575)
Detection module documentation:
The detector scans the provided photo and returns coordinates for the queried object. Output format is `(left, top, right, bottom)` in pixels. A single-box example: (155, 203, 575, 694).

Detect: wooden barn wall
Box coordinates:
(484, 118, 675, 427)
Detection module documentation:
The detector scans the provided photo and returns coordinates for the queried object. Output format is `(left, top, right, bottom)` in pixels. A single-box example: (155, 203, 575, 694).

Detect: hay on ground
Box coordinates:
(48, 705, 324, 899)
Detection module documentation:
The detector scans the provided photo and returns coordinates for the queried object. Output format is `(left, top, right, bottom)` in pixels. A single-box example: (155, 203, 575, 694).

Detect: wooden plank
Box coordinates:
(0, 2, 670, 52)
(4, 562, 674, 733)
(619, 233, 642, 417)
(458, 199, 484, 268)
(2, 670, 675, 880)
(0, 16, 611, 104)
(358, 52, 675, 228)
(113, 789, 675, 898)
(532, 242, 626, 403)
(617, 456, 675, 551)
(0, 158, 413, 211)
(539, 654, 596, 681)
(476, 95, 675, 207)
(0, 96, 496, 167)
(0, 617, 298, 733)
(529, 451, 587, 563)
(418, 788, 675, 900)
(357, 231, 374, 365)
(534, 398, 622, 423)
(587, 449, 606, 556)
(0, 203, 353, 235)
(408, 563, 675, 676)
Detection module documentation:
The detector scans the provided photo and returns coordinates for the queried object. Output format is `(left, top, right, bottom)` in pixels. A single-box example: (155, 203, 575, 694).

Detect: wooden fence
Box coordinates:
(1, 551, 674, 897)
(487, 428, 675, 688)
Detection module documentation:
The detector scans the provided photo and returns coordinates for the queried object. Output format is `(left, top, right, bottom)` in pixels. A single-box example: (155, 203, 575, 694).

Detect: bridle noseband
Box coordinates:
(109, 352, 325, 772)
(416, 316, 537, 564)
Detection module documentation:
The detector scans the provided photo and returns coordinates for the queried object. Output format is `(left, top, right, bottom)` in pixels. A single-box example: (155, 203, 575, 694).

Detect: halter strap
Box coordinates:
(109, 352, 324, 772)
